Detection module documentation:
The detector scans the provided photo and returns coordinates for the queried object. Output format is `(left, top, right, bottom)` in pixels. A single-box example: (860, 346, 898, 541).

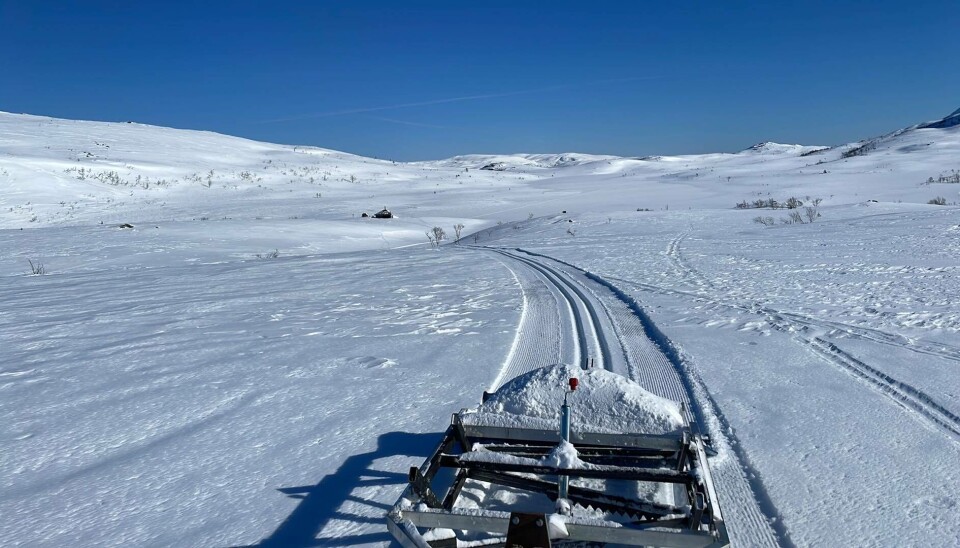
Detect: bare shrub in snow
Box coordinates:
(788, 210, 804, 224)
(255, 249, 279, 259)
(27, 259, 45, 275)
(925, 170, 960, 185)
(753, 216, 775, 226)
(928, 196, 947, 205)
(842, 142, 871, 158)
(739, 196, 822, 211)
(453, 223, 464, 244)
(804, 206, 821, 222)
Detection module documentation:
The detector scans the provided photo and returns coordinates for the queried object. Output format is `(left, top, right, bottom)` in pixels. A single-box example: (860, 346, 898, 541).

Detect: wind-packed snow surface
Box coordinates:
(2, 109, 960, 546)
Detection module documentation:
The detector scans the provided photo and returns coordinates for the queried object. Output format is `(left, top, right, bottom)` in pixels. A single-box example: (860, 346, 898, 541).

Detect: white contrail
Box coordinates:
(258, 76, 661, 123)
(365, 115, 450, 129)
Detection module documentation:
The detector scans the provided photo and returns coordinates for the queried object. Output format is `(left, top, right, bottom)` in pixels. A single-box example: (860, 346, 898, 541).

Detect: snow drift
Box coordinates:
(471, 363, 685, 435)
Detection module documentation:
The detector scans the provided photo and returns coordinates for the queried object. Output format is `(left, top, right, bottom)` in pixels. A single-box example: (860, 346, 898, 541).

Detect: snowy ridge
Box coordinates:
(4, 108, 960, 233)
(422, 152, 620, 170)
(837, 106, 960, 159)
(919, 106, 960, 129)
(742, 141, 825, 155)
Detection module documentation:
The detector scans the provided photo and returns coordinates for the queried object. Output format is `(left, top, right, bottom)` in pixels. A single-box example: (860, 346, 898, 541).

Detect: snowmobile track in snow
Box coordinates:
(663, 232, 960, 365)
(607, 260, 960, 444)
(666, 232, 715, 291)
(480, 246, 786, 548)
(804, 337, 960, 441)
(615, 272, 960, 367)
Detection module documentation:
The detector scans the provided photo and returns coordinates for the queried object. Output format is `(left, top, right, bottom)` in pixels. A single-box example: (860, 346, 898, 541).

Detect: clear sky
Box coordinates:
(2, 1, 958, 160)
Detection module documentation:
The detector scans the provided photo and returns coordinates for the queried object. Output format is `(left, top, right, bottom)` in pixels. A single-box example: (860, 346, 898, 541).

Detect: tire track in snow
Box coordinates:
(507, 248, 786, 548)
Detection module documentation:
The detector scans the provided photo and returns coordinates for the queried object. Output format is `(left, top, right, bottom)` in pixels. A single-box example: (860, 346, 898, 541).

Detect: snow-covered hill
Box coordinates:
(3, 107, 959, 233)
(2, 109, 959, 546)
(920, 106, 960, 129)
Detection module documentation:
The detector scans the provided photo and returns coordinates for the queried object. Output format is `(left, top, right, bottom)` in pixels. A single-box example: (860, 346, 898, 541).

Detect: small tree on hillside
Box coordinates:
(453, 223, 464, 244)
(431, 226, 446, 246)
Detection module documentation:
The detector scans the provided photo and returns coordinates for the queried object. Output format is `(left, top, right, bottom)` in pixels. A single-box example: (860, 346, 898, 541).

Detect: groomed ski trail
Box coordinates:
(489, 248, 616, 371)
(484, 246, 785, 547)
(486, 254, 569, 391)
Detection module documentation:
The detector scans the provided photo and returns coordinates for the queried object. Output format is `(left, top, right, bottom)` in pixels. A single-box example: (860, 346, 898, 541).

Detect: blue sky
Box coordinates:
(2, 1, 958, 160)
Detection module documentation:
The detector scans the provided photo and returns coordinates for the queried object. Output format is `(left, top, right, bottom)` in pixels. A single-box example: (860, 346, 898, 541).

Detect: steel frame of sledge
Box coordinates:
(387, 412, 730, 547)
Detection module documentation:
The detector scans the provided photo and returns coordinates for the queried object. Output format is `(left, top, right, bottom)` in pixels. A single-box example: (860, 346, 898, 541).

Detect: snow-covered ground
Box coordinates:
(2, 109, 959, 546)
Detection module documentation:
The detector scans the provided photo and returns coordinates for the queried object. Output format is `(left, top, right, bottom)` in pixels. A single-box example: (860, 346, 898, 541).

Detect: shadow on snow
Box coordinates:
(251, 431, 439, 547)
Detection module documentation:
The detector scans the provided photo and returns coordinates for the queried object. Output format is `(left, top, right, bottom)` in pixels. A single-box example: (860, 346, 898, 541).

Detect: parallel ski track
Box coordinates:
(486, 247, 784, 547)
(490, 248, 613, 372)
(486, 254, 569, 391)
(499, 249, 689, 411)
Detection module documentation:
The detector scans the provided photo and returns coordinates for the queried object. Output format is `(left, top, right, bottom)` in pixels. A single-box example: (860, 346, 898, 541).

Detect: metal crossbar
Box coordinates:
(387, 412, 730, 547)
